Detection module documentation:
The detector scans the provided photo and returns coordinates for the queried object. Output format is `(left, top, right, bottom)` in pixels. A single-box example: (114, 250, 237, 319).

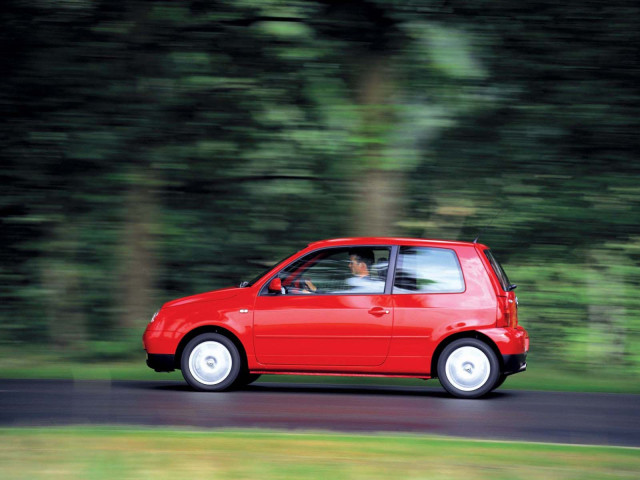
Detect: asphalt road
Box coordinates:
(0, 379, 637, 447)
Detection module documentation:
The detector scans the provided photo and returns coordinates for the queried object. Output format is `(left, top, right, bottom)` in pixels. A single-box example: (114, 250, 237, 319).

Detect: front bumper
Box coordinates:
(146, 353, 176, 372)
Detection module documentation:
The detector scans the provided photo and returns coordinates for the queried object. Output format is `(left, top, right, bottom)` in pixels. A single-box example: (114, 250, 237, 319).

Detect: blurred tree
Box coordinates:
(0, 0, 638, 373)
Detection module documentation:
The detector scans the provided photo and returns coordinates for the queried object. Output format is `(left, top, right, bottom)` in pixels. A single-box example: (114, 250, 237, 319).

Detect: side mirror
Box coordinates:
(268, 278, 285, 294)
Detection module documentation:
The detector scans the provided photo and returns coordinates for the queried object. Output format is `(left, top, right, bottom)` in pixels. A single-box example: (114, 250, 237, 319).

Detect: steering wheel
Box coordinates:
(301, 277, 318, 293)
(288, 277, 314, 293)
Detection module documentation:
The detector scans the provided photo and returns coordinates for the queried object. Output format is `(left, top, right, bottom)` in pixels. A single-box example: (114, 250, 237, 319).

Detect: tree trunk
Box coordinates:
(41, 224, 88, 351)
(351, 55, 403, 236)
(117, 3, 159, 333)
(118, 179, 157, 331)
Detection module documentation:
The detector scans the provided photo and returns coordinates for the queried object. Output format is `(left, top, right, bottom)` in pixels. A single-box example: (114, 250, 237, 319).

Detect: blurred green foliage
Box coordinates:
(1, 1, 638, 376)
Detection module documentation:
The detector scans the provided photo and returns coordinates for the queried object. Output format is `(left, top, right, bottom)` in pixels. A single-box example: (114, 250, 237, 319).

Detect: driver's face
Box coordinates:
(348, 255, 365, 276)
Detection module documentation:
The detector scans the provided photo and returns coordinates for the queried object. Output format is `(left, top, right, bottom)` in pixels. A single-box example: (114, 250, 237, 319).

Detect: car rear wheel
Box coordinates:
(437, 338, 500, 398)
(492, 374, 507, 391)
(181, 333, 241, 391)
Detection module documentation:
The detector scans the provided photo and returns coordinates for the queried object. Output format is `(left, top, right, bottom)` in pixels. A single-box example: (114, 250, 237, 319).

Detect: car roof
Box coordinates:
(306, 237, 487, 250)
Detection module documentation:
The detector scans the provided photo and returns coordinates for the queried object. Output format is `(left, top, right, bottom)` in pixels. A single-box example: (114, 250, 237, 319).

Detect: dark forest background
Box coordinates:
(1, 0, 638, 375)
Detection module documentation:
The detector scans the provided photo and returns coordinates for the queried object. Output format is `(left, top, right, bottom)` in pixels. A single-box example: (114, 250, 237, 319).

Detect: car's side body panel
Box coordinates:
(386, 245, 497, 374)
(144, 288, 256, 361)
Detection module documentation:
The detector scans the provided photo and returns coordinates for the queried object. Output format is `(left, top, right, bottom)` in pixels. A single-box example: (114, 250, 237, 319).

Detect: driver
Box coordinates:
(344, 248, 384, 293)
(301, 248, 383, 294)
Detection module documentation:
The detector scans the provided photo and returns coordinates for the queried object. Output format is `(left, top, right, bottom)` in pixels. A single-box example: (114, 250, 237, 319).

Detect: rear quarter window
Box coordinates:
(393, 246, 465, 294)
(484, 250, 511, 291)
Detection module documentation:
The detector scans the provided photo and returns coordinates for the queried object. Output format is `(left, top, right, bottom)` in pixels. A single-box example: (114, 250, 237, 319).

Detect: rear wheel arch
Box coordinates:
(430, 331, 503, 378)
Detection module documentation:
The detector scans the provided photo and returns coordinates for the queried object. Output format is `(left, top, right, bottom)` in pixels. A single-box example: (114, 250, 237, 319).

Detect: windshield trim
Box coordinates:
(243, 252, 298, 287)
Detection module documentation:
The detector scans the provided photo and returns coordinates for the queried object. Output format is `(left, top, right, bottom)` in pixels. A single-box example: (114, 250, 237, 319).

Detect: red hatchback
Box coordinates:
(143, 237, 529, 398)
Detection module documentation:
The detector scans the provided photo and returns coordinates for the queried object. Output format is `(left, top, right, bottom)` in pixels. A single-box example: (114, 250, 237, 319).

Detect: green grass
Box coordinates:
(1, 351, 638, 393)
(0, 427, 637, 480)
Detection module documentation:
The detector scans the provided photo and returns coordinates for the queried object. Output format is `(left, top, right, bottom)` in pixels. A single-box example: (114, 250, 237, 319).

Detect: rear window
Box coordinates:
(393, 246, 465, 294)
(484, 250, 511, 291)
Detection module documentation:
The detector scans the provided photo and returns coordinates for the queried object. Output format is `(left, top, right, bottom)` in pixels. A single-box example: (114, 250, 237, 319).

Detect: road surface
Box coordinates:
(0, 379, 637, 447)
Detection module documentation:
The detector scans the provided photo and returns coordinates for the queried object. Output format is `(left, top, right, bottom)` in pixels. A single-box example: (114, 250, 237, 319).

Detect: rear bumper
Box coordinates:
(480, 326, 529, 355)
(146, 353, 176, 372)
(502, 353, 527, 376)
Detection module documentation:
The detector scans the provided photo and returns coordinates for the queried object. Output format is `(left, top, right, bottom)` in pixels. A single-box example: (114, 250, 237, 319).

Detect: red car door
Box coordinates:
(254, 293, 393, 367)
(253, 246, 393, 367)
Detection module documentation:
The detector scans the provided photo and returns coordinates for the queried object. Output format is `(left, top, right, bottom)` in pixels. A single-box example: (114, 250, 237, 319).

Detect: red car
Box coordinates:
(143, 237, 529, 398)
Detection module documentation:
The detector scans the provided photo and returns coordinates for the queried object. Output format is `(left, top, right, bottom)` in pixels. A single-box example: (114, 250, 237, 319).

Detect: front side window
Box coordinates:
(393, 246, 465, 294)
(270, 247, 391, 295)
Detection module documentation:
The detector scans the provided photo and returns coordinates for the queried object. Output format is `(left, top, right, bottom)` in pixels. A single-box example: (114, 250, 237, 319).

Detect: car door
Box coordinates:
(253, 246, 394, 367)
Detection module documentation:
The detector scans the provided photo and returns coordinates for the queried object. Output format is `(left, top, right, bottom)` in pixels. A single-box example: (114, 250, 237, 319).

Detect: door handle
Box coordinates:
(368, 307, 390, 316)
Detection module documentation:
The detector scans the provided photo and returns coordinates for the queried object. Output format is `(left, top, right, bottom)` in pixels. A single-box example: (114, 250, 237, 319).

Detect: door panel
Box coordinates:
(254, 294, 393, 366)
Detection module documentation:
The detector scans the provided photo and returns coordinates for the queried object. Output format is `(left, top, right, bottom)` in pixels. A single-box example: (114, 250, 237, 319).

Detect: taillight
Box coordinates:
(497, 296, 518, 328)
(504, 311, 512, 327)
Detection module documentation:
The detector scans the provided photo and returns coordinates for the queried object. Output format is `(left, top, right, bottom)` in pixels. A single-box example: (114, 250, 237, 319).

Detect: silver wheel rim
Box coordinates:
(188, 341, 233, 385)
(445, 346, 491, 392)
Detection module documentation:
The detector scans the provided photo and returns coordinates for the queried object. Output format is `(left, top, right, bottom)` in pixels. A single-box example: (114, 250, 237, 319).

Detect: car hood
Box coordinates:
(163, 287, 242, 308)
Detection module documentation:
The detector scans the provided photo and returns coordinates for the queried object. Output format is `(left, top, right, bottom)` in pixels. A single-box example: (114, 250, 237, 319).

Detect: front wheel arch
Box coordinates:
(175, 325, 248, 373)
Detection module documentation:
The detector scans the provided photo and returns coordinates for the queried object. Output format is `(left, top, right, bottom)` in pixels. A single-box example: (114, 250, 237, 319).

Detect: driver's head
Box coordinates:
(348, 248, 374, 277)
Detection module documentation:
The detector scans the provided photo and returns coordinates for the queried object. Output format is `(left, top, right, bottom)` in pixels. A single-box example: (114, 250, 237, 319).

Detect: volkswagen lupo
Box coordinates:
(143, 237, 529, 398)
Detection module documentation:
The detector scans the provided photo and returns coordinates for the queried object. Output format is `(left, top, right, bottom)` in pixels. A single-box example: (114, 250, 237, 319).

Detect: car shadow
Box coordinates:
(243, 382, 447, 397)
(130, 380, 513, 399)
(243, 383, 513, 399)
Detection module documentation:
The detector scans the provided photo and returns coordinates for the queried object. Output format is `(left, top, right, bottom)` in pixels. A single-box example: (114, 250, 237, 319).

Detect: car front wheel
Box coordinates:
(235, 372, 262, 388)
(437, 338, 500, 398)
(181, 333, 241, 391)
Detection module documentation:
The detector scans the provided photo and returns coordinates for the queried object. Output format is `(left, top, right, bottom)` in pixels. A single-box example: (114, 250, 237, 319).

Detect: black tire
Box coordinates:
(492, 374, 507, 391)
(245, 373, 262, 385)
(437, 338, 500, 399)
(180, 333, 241, 391)
(234, 372, 262, 388)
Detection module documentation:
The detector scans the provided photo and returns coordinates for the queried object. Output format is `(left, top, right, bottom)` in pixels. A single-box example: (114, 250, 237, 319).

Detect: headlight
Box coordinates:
(149, 310, 159, 324)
